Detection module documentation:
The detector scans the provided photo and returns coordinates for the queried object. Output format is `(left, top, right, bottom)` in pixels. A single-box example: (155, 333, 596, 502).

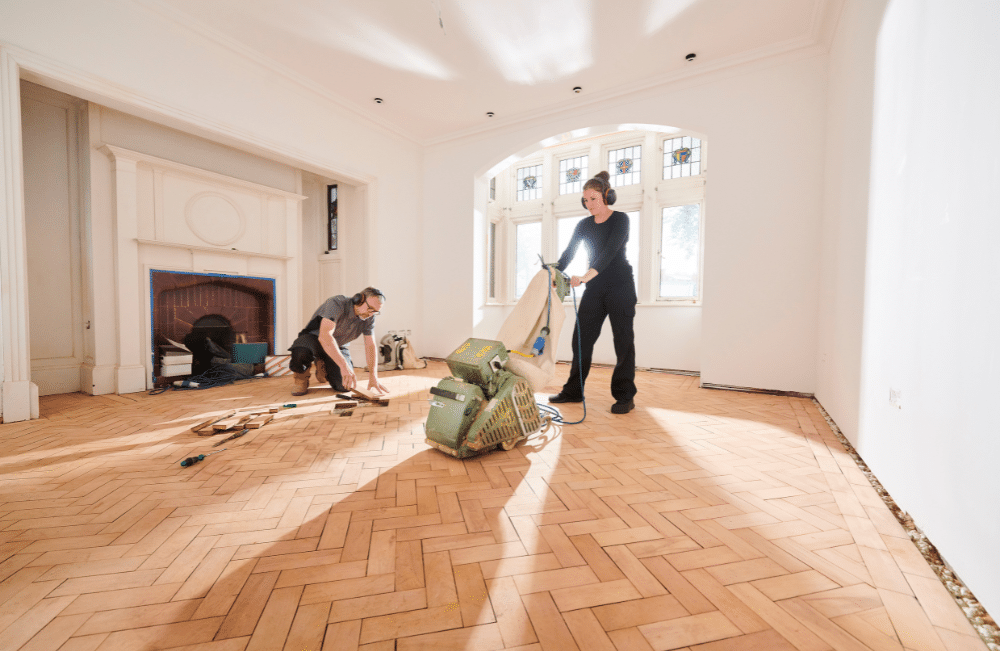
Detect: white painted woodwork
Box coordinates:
(319, 257, 343, 304)
(100, 145, 305, 391)
(0, 47, 39, 421)
(21, 82, 86, 396)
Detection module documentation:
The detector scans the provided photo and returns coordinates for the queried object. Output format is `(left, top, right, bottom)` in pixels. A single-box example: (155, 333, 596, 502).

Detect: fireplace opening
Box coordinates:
(184, 314, 236, 376)
(150, 270, 276, 383)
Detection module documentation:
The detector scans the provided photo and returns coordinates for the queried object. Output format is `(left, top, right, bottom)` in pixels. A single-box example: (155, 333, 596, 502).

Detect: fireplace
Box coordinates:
(150, 270, 275, 379)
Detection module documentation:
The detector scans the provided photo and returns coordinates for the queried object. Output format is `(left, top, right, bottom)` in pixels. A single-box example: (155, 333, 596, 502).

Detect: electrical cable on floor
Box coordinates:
(149, 364, 257, 395)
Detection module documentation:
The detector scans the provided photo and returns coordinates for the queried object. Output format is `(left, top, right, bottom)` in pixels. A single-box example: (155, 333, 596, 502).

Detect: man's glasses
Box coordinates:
(361, 299, 381, 318)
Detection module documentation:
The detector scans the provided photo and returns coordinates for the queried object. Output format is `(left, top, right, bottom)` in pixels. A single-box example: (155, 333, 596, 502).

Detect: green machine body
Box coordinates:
(425, 338, 543, 458)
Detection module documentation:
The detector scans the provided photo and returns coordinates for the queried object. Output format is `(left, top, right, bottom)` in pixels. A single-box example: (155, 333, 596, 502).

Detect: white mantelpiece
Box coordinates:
(99, 145, 305, 393)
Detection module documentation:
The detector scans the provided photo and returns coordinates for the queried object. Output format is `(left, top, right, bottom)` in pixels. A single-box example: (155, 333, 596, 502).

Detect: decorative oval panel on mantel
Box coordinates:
(184, 192, 247, 246)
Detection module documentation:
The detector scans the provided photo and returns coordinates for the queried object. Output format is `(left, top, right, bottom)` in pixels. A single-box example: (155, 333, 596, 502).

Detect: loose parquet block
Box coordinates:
(0, 363, 988, 651)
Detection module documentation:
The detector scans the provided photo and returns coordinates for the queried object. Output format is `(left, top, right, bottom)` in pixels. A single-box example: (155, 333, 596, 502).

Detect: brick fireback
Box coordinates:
(151, 271, 275, 353)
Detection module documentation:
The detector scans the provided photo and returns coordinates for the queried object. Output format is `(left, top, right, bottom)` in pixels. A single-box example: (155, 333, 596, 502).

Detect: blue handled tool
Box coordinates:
(180, 448, 227, 467)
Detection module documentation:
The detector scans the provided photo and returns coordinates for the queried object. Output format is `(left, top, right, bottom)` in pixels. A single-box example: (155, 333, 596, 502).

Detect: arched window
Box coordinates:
(486, 128, 707, 304)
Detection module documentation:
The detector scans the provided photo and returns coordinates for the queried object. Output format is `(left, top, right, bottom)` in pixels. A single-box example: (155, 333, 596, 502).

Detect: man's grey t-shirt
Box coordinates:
(300, 295, 374, 344)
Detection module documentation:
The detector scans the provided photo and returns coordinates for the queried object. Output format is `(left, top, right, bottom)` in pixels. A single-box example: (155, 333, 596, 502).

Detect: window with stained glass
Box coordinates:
(516, 165, 543, 201)
(490, 130, 707, 306)
(660, 204, 701, 299)
(327, 185, 338, 251)
(608, 146, 641, 187)
(662, 136, 702, 180)
(558, 156, 588, 195)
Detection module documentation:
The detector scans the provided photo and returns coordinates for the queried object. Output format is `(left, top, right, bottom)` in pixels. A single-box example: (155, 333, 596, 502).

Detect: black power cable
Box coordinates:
(149, 364, 257, 395)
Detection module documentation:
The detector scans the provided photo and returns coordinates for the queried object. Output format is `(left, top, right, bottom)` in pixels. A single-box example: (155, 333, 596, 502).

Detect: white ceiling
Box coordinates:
(152, 0, 832, 144)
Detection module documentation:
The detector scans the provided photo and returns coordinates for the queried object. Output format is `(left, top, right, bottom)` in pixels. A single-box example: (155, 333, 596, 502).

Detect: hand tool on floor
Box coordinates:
(180, 448, 227, 467)
(213, 429, 248, 447)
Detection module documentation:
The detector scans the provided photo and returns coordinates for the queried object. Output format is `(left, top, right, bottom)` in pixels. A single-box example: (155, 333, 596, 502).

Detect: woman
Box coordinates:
(549, 171, 637, 414)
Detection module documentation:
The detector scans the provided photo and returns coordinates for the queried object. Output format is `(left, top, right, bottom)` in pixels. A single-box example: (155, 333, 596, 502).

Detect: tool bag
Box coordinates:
(377, 331, 427, 372)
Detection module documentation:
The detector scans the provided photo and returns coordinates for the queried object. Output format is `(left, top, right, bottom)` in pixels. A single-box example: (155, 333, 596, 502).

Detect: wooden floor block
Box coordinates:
(638, 611, 743, 650)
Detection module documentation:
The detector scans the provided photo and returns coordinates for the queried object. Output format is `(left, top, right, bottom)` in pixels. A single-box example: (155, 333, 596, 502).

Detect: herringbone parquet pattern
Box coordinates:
(0, 363, 986, 651)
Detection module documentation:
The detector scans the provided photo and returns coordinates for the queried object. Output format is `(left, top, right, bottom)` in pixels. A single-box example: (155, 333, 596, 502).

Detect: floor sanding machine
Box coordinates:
(424, 264, 571, 458)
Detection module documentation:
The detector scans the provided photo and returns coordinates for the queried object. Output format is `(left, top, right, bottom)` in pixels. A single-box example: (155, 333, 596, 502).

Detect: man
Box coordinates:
(288, 287, 389, 396)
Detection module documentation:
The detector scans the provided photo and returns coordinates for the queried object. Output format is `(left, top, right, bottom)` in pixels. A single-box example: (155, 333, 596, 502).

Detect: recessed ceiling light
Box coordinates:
(573, 86, 582, 93)
(374, 97, 384, 104)
(486, 112, 495, 118)
(685, 53, 696, 62)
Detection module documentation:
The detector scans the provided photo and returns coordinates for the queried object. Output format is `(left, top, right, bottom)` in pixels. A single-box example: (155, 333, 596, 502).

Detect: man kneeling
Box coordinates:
(288, 287, 389, 396)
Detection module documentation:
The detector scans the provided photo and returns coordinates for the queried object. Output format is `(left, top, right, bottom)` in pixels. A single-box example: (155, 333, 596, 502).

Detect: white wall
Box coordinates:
(816, 0, 890, 443)
(861, 0, 1000, 615)
(428, 54, 828, 393)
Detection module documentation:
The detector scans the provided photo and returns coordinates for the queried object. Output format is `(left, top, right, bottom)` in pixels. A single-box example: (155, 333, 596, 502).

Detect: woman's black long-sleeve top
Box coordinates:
(556, 211, 631, 283)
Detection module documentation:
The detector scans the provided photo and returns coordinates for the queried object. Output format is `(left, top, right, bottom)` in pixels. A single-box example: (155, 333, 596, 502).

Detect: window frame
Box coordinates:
(557, 153, 590, 196)
(661, 134, 707, 182)
(327, 184, 338, 252)
(604, 138, 645, 191)
(515, 162, 544, 203)
(510, 214, 544, 301)
(654, 194, 706, 304)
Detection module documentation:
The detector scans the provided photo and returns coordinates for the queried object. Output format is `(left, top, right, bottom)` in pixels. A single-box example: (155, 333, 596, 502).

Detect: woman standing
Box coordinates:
(549, 171, 637, 414)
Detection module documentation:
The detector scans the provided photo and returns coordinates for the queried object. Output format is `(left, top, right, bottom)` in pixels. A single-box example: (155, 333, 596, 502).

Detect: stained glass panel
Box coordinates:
(608, 146, 641, 187)
(663, 136, 703, 180)
(559, 155, 588, 195)
(327, 184, 338, 251)
(517, 164, 543, 201)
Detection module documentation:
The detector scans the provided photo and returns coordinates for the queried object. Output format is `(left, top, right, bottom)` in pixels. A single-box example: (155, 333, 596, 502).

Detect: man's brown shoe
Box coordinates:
(314, 359, 327, 385)
(291, 371, 310, 396)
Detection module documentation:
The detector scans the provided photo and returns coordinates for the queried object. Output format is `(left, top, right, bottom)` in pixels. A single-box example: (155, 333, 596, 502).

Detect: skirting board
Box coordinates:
(700, 382, 814, 399)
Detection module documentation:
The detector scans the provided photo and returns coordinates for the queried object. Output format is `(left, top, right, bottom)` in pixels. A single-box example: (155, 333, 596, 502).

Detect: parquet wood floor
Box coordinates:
(0, 363, 987, 651)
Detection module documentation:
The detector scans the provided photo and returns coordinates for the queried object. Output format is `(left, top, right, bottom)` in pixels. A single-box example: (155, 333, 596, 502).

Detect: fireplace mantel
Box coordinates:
(136, 239, 292, 260)
(100, 145, 305, 393)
